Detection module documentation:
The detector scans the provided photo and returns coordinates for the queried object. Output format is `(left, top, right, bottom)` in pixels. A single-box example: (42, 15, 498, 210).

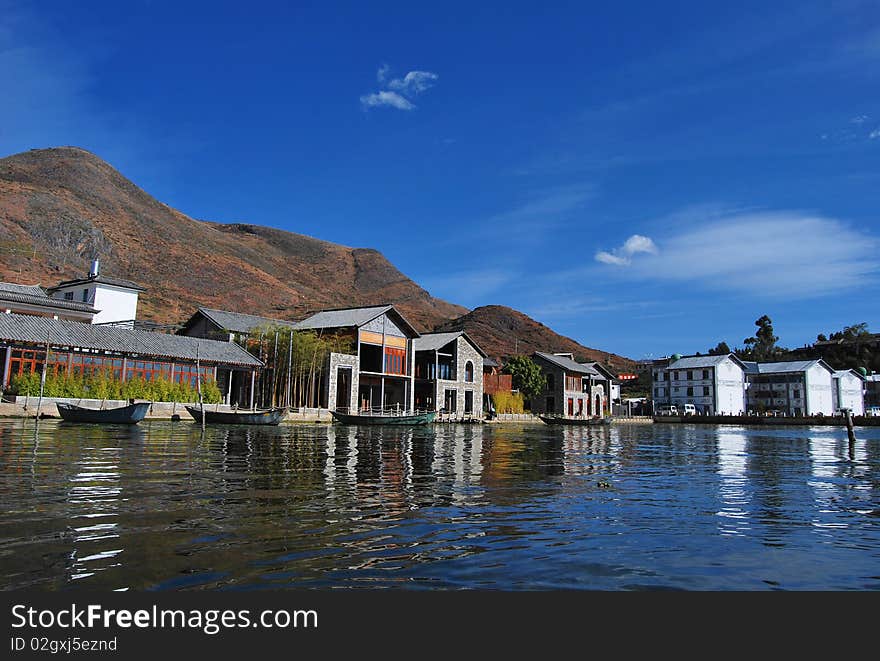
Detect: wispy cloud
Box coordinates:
(360, 65, 438, 111)
(599, 211, 880, 298)
(359, 91, 414, 111)
(487, 183, 595, 234)
(595, 234, 658, 266)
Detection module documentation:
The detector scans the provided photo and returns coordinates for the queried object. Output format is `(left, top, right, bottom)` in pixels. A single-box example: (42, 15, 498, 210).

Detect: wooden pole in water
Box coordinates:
(196, 342, 205, 432)
(35, 330, 50, 420)
(845, 408, 857, 456)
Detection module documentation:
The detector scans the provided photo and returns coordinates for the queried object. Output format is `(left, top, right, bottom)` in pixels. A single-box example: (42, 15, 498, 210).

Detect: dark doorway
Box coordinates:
(336, 367, 352, 411)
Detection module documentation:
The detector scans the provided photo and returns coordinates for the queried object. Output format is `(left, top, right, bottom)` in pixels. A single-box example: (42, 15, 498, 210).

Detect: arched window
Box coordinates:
(465, 361, 474, 383)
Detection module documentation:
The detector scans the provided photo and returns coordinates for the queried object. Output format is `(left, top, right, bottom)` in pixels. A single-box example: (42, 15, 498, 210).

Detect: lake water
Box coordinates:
(0, 419, 878, 591)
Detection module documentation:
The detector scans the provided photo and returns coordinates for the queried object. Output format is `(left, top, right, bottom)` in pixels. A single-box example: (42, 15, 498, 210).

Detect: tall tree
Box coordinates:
(742, 315, 781, 361)
(708, 341, 731, 355)
(503, 355, 547, 402)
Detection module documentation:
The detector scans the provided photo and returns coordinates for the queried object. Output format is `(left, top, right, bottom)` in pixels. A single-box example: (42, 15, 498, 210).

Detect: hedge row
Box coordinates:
(8, 371, 223, 404)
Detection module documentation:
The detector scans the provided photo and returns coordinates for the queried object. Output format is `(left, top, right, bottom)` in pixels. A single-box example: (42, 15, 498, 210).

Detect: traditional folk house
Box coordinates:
(0, 313, 263, 406)
(743, 359, 835, 416)
(179, 307, 299, 343)
(531, 352, 611, 417)
(292, 305, 420, 413)
(413, 331, 486, 418)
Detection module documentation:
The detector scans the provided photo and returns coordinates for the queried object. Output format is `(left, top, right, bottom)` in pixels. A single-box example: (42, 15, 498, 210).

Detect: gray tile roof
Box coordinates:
(293, 304, 420, 337)
(668, 354, 738, 369)
(0, 313, 262, 367)
(48, 274, 146, 292)
(750, 359, 832, 374)
(534, 352, 602, 376)
(293, 305, 394, 331)
(413, 331, 488, 357)
(833, 369, 866, 380)
(0, 282, 98, 314)
(195, 308, 298, 334)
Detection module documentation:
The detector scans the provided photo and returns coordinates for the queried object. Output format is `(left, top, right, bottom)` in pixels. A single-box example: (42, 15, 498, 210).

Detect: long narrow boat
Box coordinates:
(184, 406, 286, 426)
(57, 402, 151, 424)
(330, 410, 437, 426)
(539, 415, 613, 426)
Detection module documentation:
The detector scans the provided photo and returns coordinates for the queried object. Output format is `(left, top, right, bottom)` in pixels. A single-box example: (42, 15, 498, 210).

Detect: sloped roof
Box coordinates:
(581, 361, 618, 381)
(0, 313, 262, 367)
(413, 331, 487, 357)
(294, 304, 420, 337)
(0, 282, 97, 314)
(188, 307, 298, 335)
(750, 359, 833, 375)
(534, 351, 602, 376)
(47, 274, 145, 292)
(668, 354, 744, 369)
(833, 369, 866, 381)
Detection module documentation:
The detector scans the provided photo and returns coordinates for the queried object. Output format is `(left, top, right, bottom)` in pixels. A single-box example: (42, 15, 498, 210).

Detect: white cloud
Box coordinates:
(870, 129, 880, 139)
(360, 65, 438, 111)
(851, 114, 869, 124)
(387, 70, 438, 96)
(607, 212, 879, 298)
(359, 91, 414, 111)
(595, 234, 658, 266)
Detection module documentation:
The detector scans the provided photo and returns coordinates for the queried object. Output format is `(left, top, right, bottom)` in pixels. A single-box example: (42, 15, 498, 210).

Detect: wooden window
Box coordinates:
(465, 361, 474, 383)
(63, 292, 74, 300)
(126, 359, 173, 381)
(384, 347, 406, 375)
(8, 349, 45, 377)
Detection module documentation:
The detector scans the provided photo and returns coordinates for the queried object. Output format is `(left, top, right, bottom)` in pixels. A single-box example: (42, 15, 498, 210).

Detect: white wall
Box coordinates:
(834, 373, 865, 415)
(805, 364, 834, 415)
(92, 286, 139, 325)
(715, 358, 745, 414)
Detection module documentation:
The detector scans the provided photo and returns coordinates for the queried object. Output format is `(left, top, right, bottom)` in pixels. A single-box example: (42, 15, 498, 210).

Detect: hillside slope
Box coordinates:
(436, 305, 635, 370)
(0, 147, 466, 331)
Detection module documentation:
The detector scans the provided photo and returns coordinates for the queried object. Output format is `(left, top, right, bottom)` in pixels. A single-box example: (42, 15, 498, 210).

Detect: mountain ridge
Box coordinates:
(0, 146, 634, 369)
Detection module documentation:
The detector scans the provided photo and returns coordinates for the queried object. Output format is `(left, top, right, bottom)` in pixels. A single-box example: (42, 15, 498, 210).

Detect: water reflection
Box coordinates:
(0, 420, 878, 590)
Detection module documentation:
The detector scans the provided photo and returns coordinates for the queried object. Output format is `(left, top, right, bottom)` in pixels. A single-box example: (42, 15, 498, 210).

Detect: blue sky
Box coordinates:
(2, 0, 879, 359)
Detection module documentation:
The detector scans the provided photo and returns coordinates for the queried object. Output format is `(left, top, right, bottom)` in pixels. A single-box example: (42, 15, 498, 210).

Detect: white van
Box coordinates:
(657, 405, 678, 416)
(682, 404, 697, 416)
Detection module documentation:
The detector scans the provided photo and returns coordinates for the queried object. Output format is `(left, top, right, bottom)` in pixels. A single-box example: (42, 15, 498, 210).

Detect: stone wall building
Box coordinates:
(413, 331, 485, 419)
(531, 352, 611, 417)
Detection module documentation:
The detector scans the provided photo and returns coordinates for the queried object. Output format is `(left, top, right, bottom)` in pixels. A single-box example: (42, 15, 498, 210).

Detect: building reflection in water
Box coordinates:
(715, 428, 752, 537)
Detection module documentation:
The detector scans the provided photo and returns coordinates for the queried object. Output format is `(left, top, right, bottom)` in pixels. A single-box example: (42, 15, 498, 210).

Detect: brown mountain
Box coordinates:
(436, 305, 635, 371)
(0, 146, 466, 331)
(0, 146, 632, 366)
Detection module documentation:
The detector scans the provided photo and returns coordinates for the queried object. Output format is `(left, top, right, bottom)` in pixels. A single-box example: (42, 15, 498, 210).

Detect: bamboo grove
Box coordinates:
(239, 326, 353, 409)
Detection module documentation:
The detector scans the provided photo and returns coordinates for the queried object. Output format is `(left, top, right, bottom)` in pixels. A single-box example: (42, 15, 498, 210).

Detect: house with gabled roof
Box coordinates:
(832, 369, 866, 416)
(531, 351, 612, 417)
(179, 307, 298, 342)
(743, 359, 836, 415)
(46, 260, 144, 327)
(292, 304, 420, 414)
(413, 331, 486, 418)
(652, 353, 747, 414)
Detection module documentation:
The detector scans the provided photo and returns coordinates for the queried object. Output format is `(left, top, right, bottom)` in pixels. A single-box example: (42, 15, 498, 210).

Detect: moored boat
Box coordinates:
(538, 415, 613, 426)
(184, 406, 286, 426)
(330, 409, 437, 426)
(56, 402, 151, 424)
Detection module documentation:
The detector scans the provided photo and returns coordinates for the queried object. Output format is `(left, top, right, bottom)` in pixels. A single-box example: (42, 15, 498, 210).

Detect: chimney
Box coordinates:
(89, 259, 100, 278)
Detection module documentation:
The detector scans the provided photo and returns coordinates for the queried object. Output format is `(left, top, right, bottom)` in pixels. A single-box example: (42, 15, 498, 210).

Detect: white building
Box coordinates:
(743, 360, 835, 416)
(651, 353, 746, 414)
(47, 260, 144, 327)
(832, 369, 866, 415)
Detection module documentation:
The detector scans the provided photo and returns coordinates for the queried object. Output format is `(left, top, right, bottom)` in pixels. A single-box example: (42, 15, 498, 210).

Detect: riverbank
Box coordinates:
(653, 414, 880, 426)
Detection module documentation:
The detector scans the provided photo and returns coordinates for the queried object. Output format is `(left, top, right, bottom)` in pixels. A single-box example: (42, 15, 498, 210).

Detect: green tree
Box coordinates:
(502, 355, 547, 402)
(708, 341, 731, 355)
(742, 315, 782, 361)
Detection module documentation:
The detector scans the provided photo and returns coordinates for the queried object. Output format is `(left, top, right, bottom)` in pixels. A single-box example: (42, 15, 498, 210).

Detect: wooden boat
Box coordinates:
(184, 406, 286, 425)
(56, 402, 151, 424)
(330, 409, 437, 426)
(539, 415, 613, 426)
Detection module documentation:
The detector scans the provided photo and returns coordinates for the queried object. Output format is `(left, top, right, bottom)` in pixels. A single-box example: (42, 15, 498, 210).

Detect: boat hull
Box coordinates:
(184, 406, 286, 425)
(539, 415, 613, 426)
(57, 402, 151, 424)
(330, 410, 437, 426)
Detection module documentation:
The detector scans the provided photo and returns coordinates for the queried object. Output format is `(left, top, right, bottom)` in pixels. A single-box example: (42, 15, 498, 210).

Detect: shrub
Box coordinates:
(492, 391, 524, 414)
